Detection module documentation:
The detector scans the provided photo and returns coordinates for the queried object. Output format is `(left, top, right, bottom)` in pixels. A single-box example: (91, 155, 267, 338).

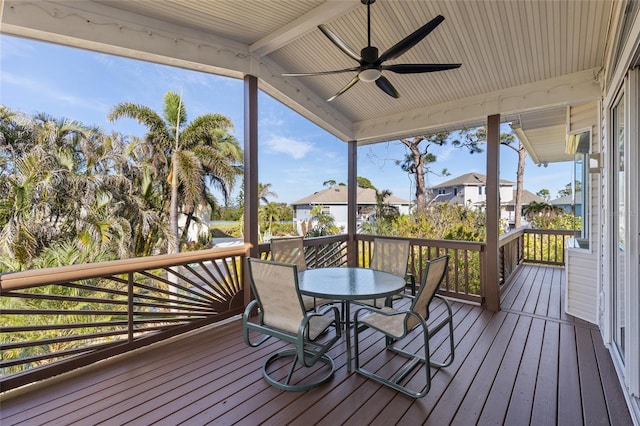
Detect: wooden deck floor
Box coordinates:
(1, 264, 632, 425)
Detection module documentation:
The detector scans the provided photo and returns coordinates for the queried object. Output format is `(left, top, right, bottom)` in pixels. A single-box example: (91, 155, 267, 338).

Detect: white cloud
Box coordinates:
(260, 110, 285, 128)
(436, 145, 456, 161)
(1, 71, 110, 113)
(264, 136, 313, 159)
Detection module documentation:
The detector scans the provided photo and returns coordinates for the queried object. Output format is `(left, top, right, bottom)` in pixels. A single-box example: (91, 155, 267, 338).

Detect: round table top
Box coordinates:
(298, 267, 405, 300)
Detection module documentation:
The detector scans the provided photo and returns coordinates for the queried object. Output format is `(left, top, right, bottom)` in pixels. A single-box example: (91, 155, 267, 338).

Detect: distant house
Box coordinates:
(429, 173, 544, 228)
(429, 173, 515, 210)
(504, 190, 546, 228)
(550, 193, 581, 215)
(290, 185, 410, 233)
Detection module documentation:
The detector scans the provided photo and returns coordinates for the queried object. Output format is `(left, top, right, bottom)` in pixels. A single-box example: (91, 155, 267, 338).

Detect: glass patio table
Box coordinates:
(298, 267, 406, 372)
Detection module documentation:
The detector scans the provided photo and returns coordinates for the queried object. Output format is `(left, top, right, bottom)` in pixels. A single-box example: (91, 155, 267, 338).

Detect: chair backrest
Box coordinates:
(270, 237, 307, 272)
(370, 238, 410, 277)
(407, 255, 449, 329)
(246, 258, 305, 334)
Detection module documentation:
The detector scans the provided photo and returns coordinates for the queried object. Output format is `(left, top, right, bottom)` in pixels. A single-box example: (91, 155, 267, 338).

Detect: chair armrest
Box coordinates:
(302, 305, 342, 341)
(354, 305, 406, 318)
(405, 273, 416, 296)
(242, 299, 271, 347)
(314, 304, 342, 328)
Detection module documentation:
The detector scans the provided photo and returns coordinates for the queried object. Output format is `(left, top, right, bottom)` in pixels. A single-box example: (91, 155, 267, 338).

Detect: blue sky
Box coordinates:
(0, 35, 572, 204)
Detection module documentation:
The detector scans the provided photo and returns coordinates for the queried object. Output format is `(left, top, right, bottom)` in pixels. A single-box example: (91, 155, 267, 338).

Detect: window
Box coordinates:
(567, 129, 590, 249)
(478, 186, 483, 195)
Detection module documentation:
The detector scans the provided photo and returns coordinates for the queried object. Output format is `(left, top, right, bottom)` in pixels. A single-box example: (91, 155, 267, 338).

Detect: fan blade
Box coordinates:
(375, 76, 400, 98)
(383, 63, 461, 74)
(377, 15, 445, 63)
(318, 24, 362, 62)
(328, 75, 360, 102)
(283, 67, 360, 77)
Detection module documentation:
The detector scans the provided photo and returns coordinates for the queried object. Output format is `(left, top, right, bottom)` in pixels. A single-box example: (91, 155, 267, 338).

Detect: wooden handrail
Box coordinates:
(0, 244, 252, 291)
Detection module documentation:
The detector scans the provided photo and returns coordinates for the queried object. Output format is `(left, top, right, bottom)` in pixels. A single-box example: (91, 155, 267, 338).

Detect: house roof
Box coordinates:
(291, 185, 409, 206)
(505, 190, 546, 206)
(432, 173, 515, 189)
(550, 194, 575, 206)
(1, 0, 618, 156)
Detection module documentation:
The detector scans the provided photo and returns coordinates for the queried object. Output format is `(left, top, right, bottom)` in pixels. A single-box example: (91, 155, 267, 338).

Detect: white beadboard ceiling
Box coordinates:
(1, 0, 615, 162)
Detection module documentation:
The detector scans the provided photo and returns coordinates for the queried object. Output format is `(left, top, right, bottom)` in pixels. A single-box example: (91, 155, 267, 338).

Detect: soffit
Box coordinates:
(1, 0, 613, 146)
(511, 107, 572, 165)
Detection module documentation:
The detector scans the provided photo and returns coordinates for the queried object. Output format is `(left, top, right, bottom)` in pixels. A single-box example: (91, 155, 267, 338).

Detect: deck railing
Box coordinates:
(257, 235, 348, 268)
(499, 228, 574, 285)
(258, 235, 485, 304)
(356, 235, 485, 304)
(1, 230, 569, 392)
(0, 244, 250, 392)
(523, 228, 574, 265)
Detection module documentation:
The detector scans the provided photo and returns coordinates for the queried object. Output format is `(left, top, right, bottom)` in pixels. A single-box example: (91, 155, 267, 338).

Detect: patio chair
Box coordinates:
(353, 255, 454, 398)
(243, 258, 342, 391)
(359, 238, 414, 308)
(270, 237, 332, 310)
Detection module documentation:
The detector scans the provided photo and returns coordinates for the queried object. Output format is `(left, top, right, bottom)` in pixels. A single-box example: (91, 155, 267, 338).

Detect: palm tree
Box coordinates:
(108, 91, 243, 253)
(374, 188, 392, 219)
(258, 182, 278, 205)
(0, 109, 102, 266)
(259, 202, 281, 234)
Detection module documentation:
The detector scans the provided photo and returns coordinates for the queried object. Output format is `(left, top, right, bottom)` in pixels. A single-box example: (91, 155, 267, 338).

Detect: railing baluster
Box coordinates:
(128, 272, 134, 343)
(0, 244, 250, 392)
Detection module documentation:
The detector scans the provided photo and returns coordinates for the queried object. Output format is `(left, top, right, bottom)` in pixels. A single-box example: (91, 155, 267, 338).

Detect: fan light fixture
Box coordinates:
(359, 68, 382, 82)
(282, 0, 461, 101)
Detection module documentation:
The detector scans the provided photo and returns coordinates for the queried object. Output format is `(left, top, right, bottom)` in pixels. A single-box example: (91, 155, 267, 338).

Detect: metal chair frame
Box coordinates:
(353, 255, 454, 398)
(243, 258, 342, 391)
(270, 237, 333, 310)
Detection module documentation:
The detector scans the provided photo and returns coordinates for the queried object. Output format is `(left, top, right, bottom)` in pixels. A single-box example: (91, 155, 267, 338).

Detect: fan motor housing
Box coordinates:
(361, 46, 379, 64)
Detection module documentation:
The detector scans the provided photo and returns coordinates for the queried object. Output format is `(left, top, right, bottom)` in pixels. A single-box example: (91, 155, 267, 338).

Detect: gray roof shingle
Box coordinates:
(290, 185, 410, 206)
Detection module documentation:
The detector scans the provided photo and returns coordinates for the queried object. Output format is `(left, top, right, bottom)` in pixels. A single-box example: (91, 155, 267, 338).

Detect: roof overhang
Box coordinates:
(510, 107, 573, 165)
(1, 0, 611, 147)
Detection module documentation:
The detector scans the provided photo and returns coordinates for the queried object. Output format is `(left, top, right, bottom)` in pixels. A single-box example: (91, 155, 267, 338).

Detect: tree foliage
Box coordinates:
(397, 132, 482, 214)
(108, 91, 242, 254)
(536, 189, 551, 201)
(0, 102, 242, 271)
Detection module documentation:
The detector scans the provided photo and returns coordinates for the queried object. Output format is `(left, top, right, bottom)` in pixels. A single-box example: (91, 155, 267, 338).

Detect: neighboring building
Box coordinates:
(430, 173, 546, 228)
(504, 190, 547, 228)
(429, 173, 515, 210)
(290, 185, 410, 233)
(177, 206, 211, 243)
(550, 193, 582, 216)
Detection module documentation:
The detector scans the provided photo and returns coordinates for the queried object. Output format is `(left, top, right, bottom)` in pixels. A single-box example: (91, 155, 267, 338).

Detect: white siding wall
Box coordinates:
(565, 249, 598, 323)
(294, 206, 312, 222)
(499, 186, 513, 203)
(328, 205, 348, 229)
(565, 102, 599, 324)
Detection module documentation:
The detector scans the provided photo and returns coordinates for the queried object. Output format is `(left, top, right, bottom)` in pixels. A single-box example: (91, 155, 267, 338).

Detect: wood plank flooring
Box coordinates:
(1, 264, 632, 425)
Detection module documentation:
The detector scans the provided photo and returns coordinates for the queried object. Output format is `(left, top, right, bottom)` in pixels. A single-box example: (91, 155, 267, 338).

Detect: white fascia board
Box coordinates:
(353, 69, 602, 144)
(1, 0, 251, 79)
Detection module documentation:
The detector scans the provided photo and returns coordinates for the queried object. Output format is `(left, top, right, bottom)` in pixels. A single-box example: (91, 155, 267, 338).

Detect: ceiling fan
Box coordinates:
(283, 0, 461, 102)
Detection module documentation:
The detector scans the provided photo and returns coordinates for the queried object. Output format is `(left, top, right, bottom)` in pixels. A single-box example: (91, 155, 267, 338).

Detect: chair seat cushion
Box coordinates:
(359, 307, 408, 339)
(308, 314, 335, 340)
(302, 295, 334, 311)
